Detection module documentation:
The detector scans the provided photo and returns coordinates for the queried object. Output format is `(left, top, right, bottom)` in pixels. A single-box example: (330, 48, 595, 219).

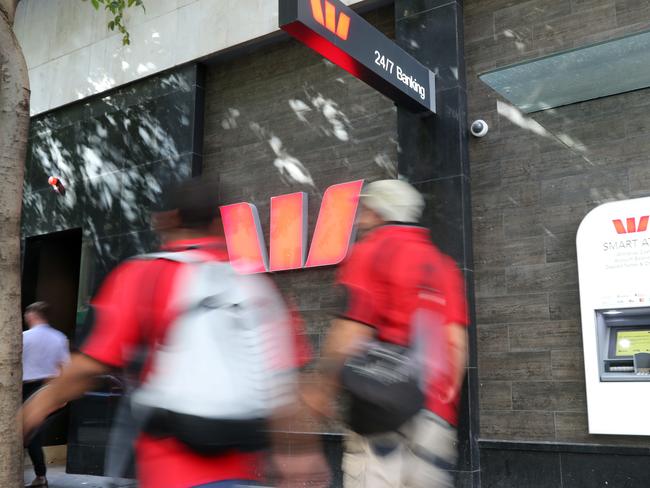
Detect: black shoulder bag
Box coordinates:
(339, 241, 426, 435)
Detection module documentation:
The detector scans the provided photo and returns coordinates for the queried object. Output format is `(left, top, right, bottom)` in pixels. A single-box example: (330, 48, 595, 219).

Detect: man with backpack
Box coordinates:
(22, 179, 329, 488)
(304, 179, 469, 488)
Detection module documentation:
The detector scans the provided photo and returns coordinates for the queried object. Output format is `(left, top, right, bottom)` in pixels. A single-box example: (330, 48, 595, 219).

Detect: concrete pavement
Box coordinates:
(24, 465, 136, 487)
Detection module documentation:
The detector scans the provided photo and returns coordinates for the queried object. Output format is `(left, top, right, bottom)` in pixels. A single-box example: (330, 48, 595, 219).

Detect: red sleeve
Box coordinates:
(440, 256, 469, 327)
(81, 261, 148, 367)
(335, 242, 378, 327)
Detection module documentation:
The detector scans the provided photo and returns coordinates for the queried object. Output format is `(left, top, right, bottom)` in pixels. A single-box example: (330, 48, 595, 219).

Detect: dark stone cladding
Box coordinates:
(23, 64, 203, 296)
(395, 1, 478, 486)
(480, 441, 650, 488)
(464, 0, 650, 485)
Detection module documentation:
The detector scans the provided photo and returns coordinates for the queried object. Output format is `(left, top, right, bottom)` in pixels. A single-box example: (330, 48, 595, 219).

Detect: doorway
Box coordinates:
(22, 228, 83, 446)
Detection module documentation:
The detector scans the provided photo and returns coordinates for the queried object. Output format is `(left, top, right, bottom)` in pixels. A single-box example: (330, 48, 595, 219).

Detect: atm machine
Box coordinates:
(577, 197, 650, 435)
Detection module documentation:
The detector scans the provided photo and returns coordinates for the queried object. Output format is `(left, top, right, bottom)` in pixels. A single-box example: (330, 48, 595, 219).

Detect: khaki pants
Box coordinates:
(343, 410, 457, 488)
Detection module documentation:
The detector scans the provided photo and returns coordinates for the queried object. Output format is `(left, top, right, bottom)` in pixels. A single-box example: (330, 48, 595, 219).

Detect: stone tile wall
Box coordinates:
(465, 0, 650, 445)
(202, 6, 398, 424)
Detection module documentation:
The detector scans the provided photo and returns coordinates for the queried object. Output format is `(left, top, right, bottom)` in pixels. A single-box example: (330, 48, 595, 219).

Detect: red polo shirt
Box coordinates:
(83, 237, 310, 488)
(337, 225, 468, 426)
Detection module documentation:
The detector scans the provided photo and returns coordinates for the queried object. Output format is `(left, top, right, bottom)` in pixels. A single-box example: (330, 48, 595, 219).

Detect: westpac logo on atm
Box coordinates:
(604, 215, 650, 251)
(612, 216, 649, 234)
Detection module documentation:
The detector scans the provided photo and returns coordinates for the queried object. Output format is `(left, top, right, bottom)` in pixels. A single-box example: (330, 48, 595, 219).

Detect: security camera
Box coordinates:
(470, 119, 489, 138)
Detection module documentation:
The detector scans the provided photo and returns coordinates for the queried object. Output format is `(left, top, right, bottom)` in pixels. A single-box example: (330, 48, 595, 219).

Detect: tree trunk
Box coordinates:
(0, 0, 30, 485)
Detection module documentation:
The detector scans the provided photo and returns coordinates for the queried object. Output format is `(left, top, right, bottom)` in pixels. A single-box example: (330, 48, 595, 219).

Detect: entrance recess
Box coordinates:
(22, 228, 83, 446)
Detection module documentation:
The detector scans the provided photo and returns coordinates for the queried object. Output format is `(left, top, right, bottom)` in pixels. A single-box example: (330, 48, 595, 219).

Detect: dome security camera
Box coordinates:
(470, 119, 489, 138)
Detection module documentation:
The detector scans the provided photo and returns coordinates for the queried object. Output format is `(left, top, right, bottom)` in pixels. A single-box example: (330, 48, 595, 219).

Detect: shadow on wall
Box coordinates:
(22, 64, 201, 294)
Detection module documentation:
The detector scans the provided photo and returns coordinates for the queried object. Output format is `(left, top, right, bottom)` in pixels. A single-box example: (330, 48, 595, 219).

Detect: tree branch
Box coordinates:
(0, 2, 29, 483)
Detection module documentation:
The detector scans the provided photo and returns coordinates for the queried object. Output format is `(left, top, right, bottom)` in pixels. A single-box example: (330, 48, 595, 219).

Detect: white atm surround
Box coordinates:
(577, 197, 650, 436)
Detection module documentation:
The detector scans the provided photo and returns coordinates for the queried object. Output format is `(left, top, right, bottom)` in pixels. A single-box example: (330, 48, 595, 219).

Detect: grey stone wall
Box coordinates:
(202, 6, 397, 425)
(465, 0, 650, 445)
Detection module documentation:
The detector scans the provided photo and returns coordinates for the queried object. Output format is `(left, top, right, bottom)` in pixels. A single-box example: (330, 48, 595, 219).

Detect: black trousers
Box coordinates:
(23, 380, 46, 477)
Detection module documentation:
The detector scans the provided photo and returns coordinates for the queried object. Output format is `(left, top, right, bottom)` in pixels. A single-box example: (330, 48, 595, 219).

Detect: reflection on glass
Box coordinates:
(22, 65, 199, 302)
(481, 29, 650, 113)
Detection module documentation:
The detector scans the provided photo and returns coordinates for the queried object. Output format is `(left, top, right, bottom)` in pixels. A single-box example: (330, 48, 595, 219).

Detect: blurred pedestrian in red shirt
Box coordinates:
(22, 179, 328, 488)
(304, 179, 468, 488)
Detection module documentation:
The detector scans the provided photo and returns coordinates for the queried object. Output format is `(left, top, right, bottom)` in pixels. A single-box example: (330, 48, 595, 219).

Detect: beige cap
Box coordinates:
(360, 179, 425, 223)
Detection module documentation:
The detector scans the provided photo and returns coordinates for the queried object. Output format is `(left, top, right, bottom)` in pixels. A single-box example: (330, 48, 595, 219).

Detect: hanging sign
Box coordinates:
(279, 0, 436, 113)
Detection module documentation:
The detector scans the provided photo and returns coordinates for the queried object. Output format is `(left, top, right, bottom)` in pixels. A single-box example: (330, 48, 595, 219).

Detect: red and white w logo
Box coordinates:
(220, 180, 363, 274)
(612, 216, 650, 234)
(310, 0, 351, 40)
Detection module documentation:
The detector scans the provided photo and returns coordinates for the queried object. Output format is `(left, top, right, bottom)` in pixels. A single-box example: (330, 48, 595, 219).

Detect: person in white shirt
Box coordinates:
(22, 302, 70, 488)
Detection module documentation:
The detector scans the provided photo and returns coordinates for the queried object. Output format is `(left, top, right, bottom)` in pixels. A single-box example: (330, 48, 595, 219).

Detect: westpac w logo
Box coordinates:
(612, 216, 650, 234)
(310, 0, 351, 40)
(220, 180, 363, 273)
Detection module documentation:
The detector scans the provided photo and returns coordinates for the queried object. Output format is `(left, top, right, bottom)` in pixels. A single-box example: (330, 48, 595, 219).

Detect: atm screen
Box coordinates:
(615, 329, 650, 357)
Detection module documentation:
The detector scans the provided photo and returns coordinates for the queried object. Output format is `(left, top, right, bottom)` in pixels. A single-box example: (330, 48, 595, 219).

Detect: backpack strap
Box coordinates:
(130, 250, 217, 347)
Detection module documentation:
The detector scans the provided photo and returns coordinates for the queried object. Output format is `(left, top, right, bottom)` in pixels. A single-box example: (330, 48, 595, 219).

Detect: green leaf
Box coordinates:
(85, 0, 145, 46)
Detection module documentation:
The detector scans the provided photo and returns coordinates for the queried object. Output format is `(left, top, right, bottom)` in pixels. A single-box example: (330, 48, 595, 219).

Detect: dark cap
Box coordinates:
(157, 178, 220, 229)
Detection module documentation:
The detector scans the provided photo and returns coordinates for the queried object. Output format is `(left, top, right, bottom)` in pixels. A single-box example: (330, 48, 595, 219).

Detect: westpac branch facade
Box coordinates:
(16, 0, 650, 486)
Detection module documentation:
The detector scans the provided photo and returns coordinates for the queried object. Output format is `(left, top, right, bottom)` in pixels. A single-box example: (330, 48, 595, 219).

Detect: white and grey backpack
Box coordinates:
(131, 251, 297, 454)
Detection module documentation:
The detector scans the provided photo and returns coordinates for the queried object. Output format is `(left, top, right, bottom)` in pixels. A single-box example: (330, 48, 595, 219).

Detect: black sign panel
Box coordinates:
(279, 0, 436, 113)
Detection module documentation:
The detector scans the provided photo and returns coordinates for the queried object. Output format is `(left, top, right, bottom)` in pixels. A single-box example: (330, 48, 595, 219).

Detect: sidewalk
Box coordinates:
(24, 465, 136, 487)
